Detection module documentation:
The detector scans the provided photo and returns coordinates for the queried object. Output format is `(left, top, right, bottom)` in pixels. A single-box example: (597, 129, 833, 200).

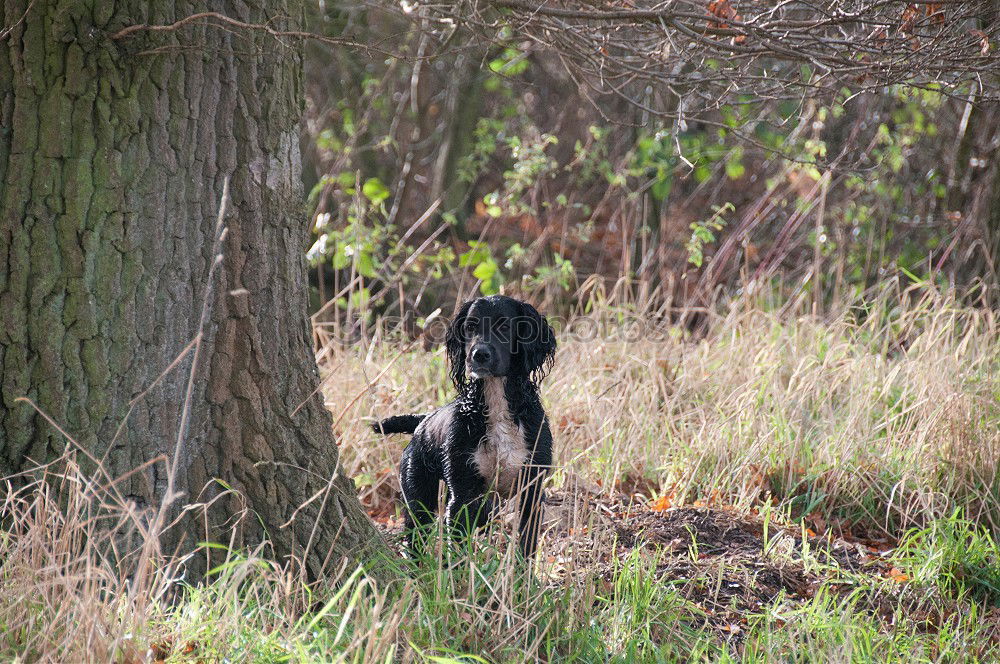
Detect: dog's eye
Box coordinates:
(463, 319, 477, 335)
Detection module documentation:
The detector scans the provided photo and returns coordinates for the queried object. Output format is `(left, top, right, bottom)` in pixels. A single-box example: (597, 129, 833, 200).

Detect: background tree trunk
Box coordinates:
(0, 1, 386, 578)
(986, 159, 1000, 299)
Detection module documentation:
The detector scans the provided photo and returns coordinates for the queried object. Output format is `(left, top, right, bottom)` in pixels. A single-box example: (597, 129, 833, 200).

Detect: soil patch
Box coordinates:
(369, 480, 974, 646)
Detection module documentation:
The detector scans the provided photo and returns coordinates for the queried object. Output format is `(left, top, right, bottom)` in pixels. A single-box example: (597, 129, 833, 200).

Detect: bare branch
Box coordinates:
(406, 0, 1000, 117)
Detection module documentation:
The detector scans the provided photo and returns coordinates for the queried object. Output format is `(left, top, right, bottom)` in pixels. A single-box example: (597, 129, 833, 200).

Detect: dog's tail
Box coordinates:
(371, 414, 426, 435)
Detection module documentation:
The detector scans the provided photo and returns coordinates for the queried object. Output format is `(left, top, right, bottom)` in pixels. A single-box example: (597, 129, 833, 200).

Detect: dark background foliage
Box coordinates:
(299, 1, 1000, 333)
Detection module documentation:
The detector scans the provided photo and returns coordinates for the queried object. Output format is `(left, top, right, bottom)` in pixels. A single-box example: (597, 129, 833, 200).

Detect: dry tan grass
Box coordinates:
(333, 286, 999, 538)
(0, 457, 407, 662)
(0, 460, 161, 661)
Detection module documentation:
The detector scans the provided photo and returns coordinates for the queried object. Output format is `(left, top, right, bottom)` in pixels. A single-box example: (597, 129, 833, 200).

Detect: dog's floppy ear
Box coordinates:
(446, 300, 474, 390)
(516, 300, 556, 385)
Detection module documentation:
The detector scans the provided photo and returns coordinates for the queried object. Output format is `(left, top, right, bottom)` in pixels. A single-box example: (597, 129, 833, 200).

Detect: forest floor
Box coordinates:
(3, 289, 999, 662)
(369, 481, 1000, 657)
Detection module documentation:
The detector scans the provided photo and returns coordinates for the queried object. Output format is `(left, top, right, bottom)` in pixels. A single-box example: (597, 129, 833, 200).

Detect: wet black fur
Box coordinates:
(372, 295, 557, 558)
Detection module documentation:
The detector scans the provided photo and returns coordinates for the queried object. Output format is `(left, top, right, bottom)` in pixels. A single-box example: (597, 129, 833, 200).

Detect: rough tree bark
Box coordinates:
(0, 1, 386, 578)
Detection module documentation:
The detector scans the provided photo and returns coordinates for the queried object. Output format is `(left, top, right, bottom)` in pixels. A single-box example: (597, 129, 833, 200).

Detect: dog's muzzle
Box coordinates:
(468, 344, 495, 379)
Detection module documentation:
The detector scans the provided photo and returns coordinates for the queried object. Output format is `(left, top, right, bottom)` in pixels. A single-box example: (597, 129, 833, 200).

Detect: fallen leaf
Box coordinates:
(556, 413, 587, 432)
(148, 642, 171, 663)
(649, 494, 672, 512)
(888, 567, 910, 583)
(806, 512, 827, 535)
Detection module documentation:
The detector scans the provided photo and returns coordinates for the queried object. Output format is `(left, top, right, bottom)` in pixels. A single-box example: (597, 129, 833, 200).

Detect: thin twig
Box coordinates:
(0, 0, 36, 43)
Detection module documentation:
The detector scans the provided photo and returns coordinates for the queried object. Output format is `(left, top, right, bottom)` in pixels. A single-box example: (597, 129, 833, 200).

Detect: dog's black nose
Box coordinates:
(471, 345, 491, 364)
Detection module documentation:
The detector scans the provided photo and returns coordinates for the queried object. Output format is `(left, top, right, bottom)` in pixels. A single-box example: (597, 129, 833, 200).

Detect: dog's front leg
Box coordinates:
(515, 467, 547, 559)
(444, 474, 491, 549)
(517, 414, 553, 560)
(399, 444, 444, 559)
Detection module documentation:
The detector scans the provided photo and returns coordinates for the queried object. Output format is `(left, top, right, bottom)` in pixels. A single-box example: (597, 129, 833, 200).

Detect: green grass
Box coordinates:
(59, 521, 999, 662)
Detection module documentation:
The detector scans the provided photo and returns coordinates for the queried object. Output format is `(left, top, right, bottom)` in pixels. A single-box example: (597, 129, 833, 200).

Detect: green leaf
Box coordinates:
(459, 241, 490, 267)
(349, 288, 371, 308)
(362, 177, 390, 204)
(332, 244, 351, 270)
(473, 259, 497, 282)
(725, 160, 746, 180)
(651, 175, 672, 201)
(357, 251, 376, 278)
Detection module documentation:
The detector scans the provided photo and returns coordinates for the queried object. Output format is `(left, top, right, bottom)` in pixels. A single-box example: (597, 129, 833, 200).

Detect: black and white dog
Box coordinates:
(372, 295, 557, 558)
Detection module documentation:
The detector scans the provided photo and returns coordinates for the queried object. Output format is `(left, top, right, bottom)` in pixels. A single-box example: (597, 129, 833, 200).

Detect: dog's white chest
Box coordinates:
(474, 378, 527, 497)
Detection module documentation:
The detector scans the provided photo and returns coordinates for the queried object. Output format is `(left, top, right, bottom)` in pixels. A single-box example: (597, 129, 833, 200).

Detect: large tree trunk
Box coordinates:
(0, 1, 386, 578)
